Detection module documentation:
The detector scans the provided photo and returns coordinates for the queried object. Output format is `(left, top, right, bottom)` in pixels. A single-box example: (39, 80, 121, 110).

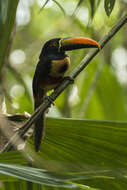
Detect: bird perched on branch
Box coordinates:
(32, 37, 100, 152)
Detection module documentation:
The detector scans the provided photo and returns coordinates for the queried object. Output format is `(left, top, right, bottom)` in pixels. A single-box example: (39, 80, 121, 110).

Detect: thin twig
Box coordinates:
(1, 13, 127, 153)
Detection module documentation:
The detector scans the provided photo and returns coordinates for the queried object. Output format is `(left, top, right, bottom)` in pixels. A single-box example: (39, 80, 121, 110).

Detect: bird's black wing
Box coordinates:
(32, 59, 50, 152)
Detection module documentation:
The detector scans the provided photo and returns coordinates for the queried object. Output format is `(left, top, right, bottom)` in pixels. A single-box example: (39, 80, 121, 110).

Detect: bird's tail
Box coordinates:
(34, 92, 45, 152)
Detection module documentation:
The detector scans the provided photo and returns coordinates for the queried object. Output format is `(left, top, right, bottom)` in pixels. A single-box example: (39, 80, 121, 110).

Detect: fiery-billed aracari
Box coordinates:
(32, 37, 100, 152)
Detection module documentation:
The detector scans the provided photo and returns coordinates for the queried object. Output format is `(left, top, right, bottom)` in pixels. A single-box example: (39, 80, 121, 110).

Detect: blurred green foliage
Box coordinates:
(2, 0, 127, 121)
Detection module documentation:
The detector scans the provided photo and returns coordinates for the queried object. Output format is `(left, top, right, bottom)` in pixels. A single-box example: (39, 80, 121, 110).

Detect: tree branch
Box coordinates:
(1, 13, 127, 153)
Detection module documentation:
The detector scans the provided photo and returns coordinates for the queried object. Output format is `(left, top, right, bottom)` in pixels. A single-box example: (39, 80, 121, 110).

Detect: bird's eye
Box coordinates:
(53, 42, 57, 46)
(49, 42, 57, 47)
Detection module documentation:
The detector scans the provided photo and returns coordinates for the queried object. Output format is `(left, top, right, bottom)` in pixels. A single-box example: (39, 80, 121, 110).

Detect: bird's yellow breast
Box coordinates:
(50, 57, 70, 77)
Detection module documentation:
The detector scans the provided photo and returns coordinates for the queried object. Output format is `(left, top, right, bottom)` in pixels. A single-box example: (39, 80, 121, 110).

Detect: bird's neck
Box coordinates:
(40, 51, 67, 60)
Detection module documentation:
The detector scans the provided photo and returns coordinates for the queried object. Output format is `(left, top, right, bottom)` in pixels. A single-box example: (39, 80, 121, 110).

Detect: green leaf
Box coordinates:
(1, 118, 127, 189)
(0, 151, 26, 165)
(39, 118, 127, 189)
(52, 0, 66, 15)
(104, 0, 116, 16)
(0, 0, 19, 72)
(89, 0, 100, 18)
(0, 163, 95, 189)
(39, 0, 50, 12)
(72, 0, 84, 16)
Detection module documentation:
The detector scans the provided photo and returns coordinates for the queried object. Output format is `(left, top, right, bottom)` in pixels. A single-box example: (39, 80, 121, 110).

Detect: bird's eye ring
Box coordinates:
(53, 42, 57, 46)
(49, 42, 57, 47)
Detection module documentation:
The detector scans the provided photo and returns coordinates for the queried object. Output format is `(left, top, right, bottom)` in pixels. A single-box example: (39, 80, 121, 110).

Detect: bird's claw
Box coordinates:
(43, 96, 54, 106)
(63, 76, 74, 84)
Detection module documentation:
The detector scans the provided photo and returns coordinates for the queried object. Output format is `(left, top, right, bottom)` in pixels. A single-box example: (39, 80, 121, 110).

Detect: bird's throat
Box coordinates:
(49, 56, 70, 77)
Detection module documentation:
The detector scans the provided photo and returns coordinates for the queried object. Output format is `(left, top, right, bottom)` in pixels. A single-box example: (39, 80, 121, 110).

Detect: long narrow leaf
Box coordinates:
(52, 0, 65, 15)
(104, 0, 116, 16)
(0, 0, 19, 72)
(0, 163, 95, 189)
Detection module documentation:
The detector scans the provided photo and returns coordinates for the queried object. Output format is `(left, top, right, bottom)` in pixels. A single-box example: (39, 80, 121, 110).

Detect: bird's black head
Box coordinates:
(40, 38, 62, 57)
(40, 37, 100, 58)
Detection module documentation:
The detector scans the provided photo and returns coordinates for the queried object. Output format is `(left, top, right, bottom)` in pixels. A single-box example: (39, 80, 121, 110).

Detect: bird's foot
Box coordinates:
(43, 95, 55, 106)
(63, 76, 74, 84)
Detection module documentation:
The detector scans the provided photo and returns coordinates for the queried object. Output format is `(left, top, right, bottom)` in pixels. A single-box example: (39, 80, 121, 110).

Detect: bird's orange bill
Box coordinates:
(60, 37, 101, 51)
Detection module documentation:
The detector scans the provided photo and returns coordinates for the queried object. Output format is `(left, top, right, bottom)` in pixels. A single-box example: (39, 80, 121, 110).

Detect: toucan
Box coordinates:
(32, 37, 100, 152)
